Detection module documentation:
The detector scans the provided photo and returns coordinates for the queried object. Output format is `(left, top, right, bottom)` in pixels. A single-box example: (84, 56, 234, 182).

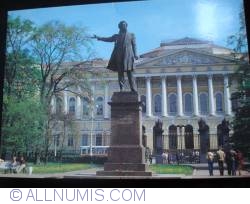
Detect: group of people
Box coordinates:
(207, 147, 244, 176)
(161, 150, 200, 165)
(0, 156, 27, 173)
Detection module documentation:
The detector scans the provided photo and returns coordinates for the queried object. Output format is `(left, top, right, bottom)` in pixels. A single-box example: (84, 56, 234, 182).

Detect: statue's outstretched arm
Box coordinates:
(93, 34, 116, 42)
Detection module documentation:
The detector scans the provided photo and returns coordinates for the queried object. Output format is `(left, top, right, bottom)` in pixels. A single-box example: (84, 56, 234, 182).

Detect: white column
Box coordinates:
(51, 95, 56, 114)
(146, 77, 152, 117)
(63, 91, 68, 114)
(224, 75, 232, 115)
(161, 76, 168, 117)
(76, 95, 81, 119)
(104, 81, 110, 119)
(177, 76, 183, 116)
(192, 74, 199, 116)
(208, 74, 215, 115)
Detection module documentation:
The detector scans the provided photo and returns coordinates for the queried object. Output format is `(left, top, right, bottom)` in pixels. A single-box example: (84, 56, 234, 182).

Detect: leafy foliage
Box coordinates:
(228, 4, 250, 156)
(1, 16, 99, 163)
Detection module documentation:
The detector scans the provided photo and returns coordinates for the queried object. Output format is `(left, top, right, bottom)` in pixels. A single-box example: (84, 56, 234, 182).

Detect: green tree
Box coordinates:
(29, 20, 98, 163)
(1, 16, 44, 158)
(2, 96, 46, 157)
(5, 15, 39, 98)
(228, 4, 250, 157)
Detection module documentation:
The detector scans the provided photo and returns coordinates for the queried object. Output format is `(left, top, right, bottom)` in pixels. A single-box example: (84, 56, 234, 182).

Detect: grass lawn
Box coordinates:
(26, 163, 193, 175)
(29, 162, 93, 174)
(149, 164, 193, 175)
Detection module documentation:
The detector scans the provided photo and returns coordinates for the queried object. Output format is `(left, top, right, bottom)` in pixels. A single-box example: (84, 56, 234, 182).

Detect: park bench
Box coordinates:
(0, 161, 27, 174)
(0, 161, 12, 173)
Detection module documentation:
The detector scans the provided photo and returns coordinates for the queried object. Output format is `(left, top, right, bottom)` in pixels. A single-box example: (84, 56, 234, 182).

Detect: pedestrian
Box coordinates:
(9, 156, 18, 173)
(195, 150, 200, 163)
(149, 154, 152, 165)
(161, 150, 168, 164)
(176, 152, 180, 165)
(225, 150, 232, 175)
(217, 147, 225, 176)
(207, 151, 214, 176)
(236, 150, 244, 176)
(16, 156, 26, 173)
(230, 148, 237, 176)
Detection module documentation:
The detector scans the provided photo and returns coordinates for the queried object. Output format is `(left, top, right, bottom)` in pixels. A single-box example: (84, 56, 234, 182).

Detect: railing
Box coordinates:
(80, 146, 109, 155)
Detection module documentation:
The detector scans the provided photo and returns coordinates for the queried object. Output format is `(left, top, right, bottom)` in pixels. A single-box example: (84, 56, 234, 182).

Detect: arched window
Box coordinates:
(96, 97, 103, 116)
(69, 97, 76, 114)
(169, 125, 177, 149)
(154, 94, 162, 114)
(141, 95, 146, 113)
(199, 93, 208, 115)
(56, 97, 63, 114)
(169, 93, 177, 115)
(215, 92, 223, 113)
(82, 97, 90, 116)
(184, 93, 193, 114)
(184, 125, 194, 149)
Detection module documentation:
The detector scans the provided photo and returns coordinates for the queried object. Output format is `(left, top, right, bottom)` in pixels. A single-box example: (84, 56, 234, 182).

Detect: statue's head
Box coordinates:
(118, 21, 128, 31)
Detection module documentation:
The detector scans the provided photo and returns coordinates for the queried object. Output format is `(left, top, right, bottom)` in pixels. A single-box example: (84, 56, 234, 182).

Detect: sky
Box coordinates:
(9, 0, 244, 59)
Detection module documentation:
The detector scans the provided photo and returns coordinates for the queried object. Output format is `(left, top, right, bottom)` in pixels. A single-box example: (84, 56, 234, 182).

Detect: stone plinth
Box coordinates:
(96, 92, 152, 176)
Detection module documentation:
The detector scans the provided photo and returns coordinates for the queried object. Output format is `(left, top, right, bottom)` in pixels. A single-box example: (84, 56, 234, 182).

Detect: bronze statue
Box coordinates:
(93, 21, 138, 92)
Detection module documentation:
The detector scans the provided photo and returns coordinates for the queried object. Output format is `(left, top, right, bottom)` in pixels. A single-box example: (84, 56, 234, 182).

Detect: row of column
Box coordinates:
(146, 74, 232, 117)
(162, 134, 217, 150)
(52, 74, 232, 118)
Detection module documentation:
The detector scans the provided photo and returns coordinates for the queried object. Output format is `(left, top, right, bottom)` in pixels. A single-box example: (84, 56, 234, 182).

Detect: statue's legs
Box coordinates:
(118, 71, 125, 91)
(127, 71, 136, 92)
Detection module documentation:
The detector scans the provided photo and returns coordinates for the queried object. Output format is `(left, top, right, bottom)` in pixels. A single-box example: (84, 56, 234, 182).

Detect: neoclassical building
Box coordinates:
(51, 37, 241, 156)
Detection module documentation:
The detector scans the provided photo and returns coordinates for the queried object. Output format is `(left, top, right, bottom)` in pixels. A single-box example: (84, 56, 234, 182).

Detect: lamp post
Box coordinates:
(54, 134, 59, 158)
(90, 96, 94, 157)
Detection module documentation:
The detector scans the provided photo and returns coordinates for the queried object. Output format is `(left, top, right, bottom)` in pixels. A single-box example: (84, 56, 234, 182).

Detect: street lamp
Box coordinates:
(90, 96, 94, 157)
(54, 134, 59, 158)
(176, 125, 185, 163)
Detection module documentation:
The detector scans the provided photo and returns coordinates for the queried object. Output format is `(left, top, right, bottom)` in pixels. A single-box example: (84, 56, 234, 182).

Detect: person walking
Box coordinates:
(225, 150, 232, 175)
(161, 151, 168, 164)
(236, 150, 244, 176)
(207, 151, 214, 176)
(230, 148, 237, 176)
(16, 156, 26, 174)
(217, 147, 225, 176)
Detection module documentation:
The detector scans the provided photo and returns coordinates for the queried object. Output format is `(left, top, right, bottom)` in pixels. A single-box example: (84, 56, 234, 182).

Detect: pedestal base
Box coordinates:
(97, 162, 152, 176)
(96, 92, 152, 177)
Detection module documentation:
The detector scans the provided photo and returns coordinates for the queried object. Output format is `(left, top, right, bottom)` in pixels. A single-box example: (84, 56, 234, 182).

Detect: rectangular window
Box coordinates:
(68, 136, 74, 147)
(96, 134, 102, 146)
(54, 134, 60, 146)
(81, 134, 88, 146)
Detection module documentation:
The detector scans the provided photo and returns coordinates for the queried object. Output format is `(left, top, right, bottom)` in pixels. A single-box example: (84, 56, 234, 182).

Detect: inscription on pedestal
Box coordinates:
(96, 92, 152, 176)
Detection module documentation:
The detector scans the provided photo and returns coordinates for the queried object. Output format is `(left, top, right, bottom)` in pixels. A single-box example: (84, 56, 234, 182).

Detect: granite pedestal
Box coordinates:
(96, 92, 152, 176)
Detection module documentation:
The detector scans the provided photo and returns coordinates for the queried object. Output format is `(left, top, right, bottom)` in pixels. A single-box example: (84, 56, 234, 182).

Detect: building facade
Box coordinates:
(51, 38, 241, 156)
